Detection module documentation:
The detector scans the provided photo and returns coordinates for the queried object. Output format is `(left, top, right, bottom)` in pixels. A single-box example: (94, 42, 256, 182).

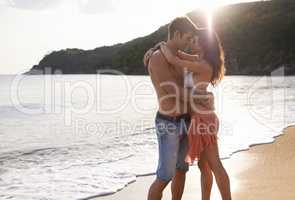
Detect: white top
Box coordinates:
(184, 72, 194, 88)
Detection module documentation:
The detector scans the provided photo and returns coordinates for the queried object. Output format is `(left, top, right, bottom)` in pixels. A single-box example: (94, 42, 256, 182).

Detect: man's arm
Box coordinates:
(149, 51, 188, 104)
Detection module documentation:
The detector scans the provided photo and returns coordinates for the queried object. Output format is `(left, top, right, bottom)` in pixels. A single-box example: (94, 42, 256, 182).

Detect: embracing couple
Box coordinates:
(143, 17, 232, 200)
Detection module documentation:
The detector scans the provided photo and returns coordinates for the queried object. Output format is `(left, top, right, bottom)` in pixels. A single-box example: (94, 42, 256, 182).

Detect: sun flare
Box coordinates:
(183, 0, 257, 30)
(199, 1, 221, 31)
(182, 0, 222, 31)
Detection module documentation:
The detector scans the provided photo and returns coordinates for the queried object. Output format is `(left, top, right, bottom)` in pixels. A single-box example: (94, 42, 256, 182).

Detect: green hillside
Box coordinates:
(25, 0, 295, 76)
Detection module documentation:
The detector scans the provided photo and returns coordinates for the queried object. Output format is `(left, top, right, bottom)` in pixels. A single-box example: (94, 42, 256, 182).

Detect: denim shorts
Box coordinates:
(155, 112, 191, 182)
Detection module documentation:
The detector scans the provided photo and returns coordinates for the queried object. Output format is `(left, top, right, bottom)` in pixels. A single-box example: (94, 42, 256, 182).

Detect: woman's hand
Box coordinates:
(177, 50, 200, 62)
(153, 41, 166, 50)
(143, 48, 154, 66)
(160, 44, 177, 64)
(143, 41, 166, 66)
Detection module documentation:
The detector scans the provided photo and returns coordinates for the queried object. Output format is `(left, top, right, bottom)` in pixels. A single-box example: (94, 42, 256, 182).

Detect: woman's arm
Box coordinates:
(177, 50, 199, 62)
(173, 57, 211, 74)
(143, 41, 166, 66)
(160, 44, 211, 74)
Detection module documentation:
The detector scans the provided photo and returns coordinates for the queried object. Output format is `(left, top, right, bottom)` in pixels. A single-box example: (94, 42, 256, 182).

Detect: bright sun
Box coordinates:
(199, 2, 217, 30)
(181, 0, 253, 30)
(178, 0, 224, 30)
(192, 0, 221, 31)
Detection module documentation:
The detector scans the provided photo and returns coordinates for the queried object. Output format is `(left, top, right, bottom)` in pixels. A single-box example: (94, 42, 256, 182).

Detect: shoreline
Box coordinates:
(93, 124, 295, 200)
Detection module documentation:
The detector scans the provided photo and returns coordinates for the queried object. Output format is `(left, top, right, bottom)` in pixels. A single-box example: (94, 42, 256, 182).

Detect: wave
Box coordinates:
(0, 75, 294, 200)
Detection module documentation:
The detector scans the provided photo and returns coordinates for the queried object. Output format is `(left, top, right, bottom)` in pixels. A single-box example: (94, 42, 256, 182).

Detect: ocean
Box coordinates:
(0, 74, 294, 200)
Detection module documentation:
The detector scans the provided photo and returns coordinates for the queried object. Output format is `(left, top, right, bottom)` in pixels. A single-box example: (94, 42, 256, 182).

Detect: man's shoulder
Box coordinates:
(149, 50, 168, 68)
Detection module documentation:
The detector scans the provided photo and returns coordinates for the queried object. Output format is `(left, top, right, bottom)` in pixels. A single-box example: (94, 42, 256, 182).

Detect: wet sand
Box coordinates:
(95, 125, 295, 200)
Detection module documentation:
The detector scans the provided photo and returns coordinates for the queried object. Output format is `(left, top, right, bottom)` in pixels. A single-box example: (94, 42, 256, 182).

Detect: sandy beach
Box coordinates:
(96, 125, 295, 200)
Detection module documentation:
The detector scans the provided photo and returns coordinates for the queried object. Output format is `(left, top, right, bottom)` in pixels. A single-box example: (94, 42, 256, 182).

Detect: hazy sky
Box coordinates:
(0, 0, 259, 74)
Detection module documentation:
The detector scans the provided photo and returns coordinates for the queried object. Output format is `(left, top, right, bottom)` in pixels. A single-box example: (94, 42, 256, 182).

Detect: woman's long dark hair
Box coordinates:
(197, 29, 225, 87)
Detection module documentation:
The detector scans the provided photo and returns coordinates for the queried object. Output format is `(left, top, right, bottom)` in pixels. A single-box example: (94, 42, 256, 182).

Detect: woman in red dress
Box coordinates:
(160, 28, 232, 200)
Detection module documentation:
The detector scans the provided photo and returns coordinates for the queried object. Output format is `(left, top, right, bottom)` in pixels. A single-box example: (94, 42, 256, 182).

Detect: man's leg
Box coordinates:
(148, 117, 180, 200)
(148, 170, 186, 200)
(171, 169, 186, 200)
(171, 133, 189, 200)
(148, 178, 169, 200)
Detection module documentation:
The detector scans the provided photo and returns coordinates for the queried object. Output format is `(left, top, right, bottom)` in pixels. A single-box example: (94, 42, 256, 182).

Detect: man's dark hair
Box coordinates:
(168, 16, 198, 40)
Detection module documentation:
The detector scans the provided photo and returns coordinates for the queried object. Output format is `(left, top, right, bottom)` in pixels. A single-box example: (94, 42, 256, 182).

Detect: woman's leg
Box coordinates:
(203, 142, 232, 200)
(198, 154, 213, 200)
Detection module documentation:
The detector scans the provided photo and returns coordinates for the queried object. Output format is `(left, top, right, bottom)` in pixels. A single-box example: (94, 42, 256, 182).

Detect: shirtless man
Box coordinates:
(144, 17, 198, 200)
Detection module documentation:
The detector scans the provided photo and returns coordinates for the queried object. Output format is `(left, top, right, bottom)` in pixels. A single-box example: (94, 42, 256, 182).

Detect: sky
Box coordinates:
(0, 0, 260, 74)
